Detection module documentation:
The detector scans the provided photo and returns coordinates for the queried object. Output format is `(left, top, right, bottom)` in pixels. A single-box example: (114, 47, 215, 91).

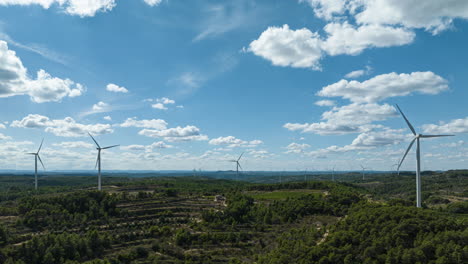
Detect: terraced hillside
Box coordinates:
(0, 176, 466, 264)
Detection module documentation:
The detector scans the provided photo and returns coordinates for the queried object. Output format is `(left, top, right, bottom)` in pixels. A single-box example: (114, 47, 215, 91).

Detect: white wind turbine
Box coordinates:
(229, 153, 244, 181)
(332, 165, 336, 181)
(360, 164, 367, 180)
(27, 139, 45, 190)
(89, 133, 119, 191)
(396, 104, 454, 208)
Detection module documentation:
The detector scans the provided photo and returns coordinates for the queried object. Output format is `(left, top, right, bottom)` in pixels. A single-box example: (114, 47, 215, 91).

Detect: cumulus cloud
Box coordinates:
(120, 141, 172, 152)
(150, 97, 176, 110)
(322, 22, 415, 56)
(0, 41, 84, 103)
(139, 126, 208, 142)
(0, 0, 117, 17)
(344, 66, 372, 79)
(248, 23, 413, 70)
(315, 100, 335, 107)
(422, 117, 468, 134)
(120, 117, 168, 130)
(0, 124, 5, 129)
(285, 143, 311, 154)
(209, 136, 263, 148)
(318, 72, 448, 103)
(285, 103, 395, 135)
(11, 114, 113, 137)
(0, 133, 11, 140)
(249, 25, 323, 70)
(306, 128, 409, 157)
(106, 83, 128, 93)
(302, 0, 468, 35)
(103, 116, 112, 121)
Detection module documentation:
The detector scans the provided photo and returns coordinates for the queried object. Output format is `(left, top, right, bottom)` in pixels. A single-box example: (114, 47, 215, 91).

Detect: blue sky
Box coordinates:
(0, 0, 468, 171)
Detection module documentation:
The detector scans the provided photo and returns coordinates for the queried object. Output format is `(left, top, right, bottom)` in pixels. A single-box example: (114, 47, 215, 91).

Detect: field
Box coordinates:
(0, 171, 467, 263)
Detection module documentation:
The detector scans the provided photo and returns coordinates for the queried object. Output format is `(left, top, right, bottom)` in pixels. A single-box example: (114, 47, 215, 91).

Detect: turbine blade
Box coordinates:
(102, 145, 119, 149)
(228, 160, 237, 162)
(396, 104, 416, 135)
(88, 133, 101, 148)
(397, 137, 417, 172)
(238, 162, 243, 171)
(237, 152, 244, 162)
(37, 155, 45, 170)
(27, 153, 36, 155)
(37, 138, 44, 153)
(420, 135, 454, 138)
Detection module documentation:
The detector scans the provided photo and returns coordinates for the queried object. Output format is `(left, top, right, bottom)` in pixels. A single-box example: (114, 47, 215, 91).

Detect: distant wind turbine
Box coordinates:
(229, 153, 244, 181)
(396, 104, 454, 208)
(360, 164, 367, 180)
(27, 139, 45, 190)
(89, 133, 119, 191)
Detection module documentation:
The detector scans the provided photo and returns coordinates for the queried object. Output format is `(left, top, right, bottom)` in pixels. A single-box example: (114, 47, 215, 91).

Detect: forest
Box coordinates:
(0, 170, 466, 263)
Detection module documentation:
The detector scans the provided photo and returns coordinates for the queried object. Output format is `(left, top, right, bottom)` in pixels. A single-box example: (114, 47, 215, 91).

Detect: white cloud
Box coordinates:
(103, 116, 112, 121)
(322, 22, 415, 56)
(300, 0, 347, 20)
(0, 132, 11, 140)
(438, 140, 466, 148)
(139, 126, 208, 142)
(0, 124, 5, 129)
(344, 66, 372, 79)
(249, 23, 412, 70)
(150, 97, 176, 110)
(315, 100, 335, 107)
(306, 128, 408, 157)
(157, 97, 175, 104)
(120, 117, 168, 130)
(285, 103, 395, 135)
(353, 0, 468, 34)
(152, 103, 167, 110)
(0, 0, 117, 17)
(106, 83, 128, 93)
(302, 0, 468, 35)
(92, 101, 109, 111)
(0, 41, 84, 103)
(52, 141, 93, 149)
(120, 144, 146, 151)
(318, 72, 448, 103)
(144, 0, 162, 7)
(249, 25, 323, 70)
(422, 117, 468, 134)
(285, 142, 311, 154)
(11, 114, 113, 137)
(209, 136, 263, 148)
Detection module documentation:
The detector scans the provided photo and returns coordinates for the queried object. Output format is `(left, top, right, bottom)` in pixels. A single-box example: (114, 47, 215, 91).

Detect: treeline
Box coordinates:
(258, 204, 468, 264)
(1, 230, 111, 264)
(202, 185, 363, 226)
(17, 191, 120, 230)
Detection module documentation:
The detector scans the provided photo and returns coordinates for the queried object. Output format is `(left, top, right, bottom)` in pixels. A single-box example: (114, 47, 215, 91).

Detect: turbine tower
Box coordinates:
(229, 153, 244, 181)
(89, 133, 119, 191)
(360, 165, 367, 180)
(28, 139, 45, 190)
(396, 105, 454, 208)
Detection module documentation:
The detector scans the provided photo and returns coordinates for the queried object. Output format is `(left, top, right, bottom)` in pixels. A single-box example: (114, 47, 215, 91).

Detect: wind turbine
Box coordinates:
(229, 153, 244, 181)
(396, 104, 454, 208)
(360, 165, 367, 180)
(88, 133, 119, 191)
(27, 139, 45, 190)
